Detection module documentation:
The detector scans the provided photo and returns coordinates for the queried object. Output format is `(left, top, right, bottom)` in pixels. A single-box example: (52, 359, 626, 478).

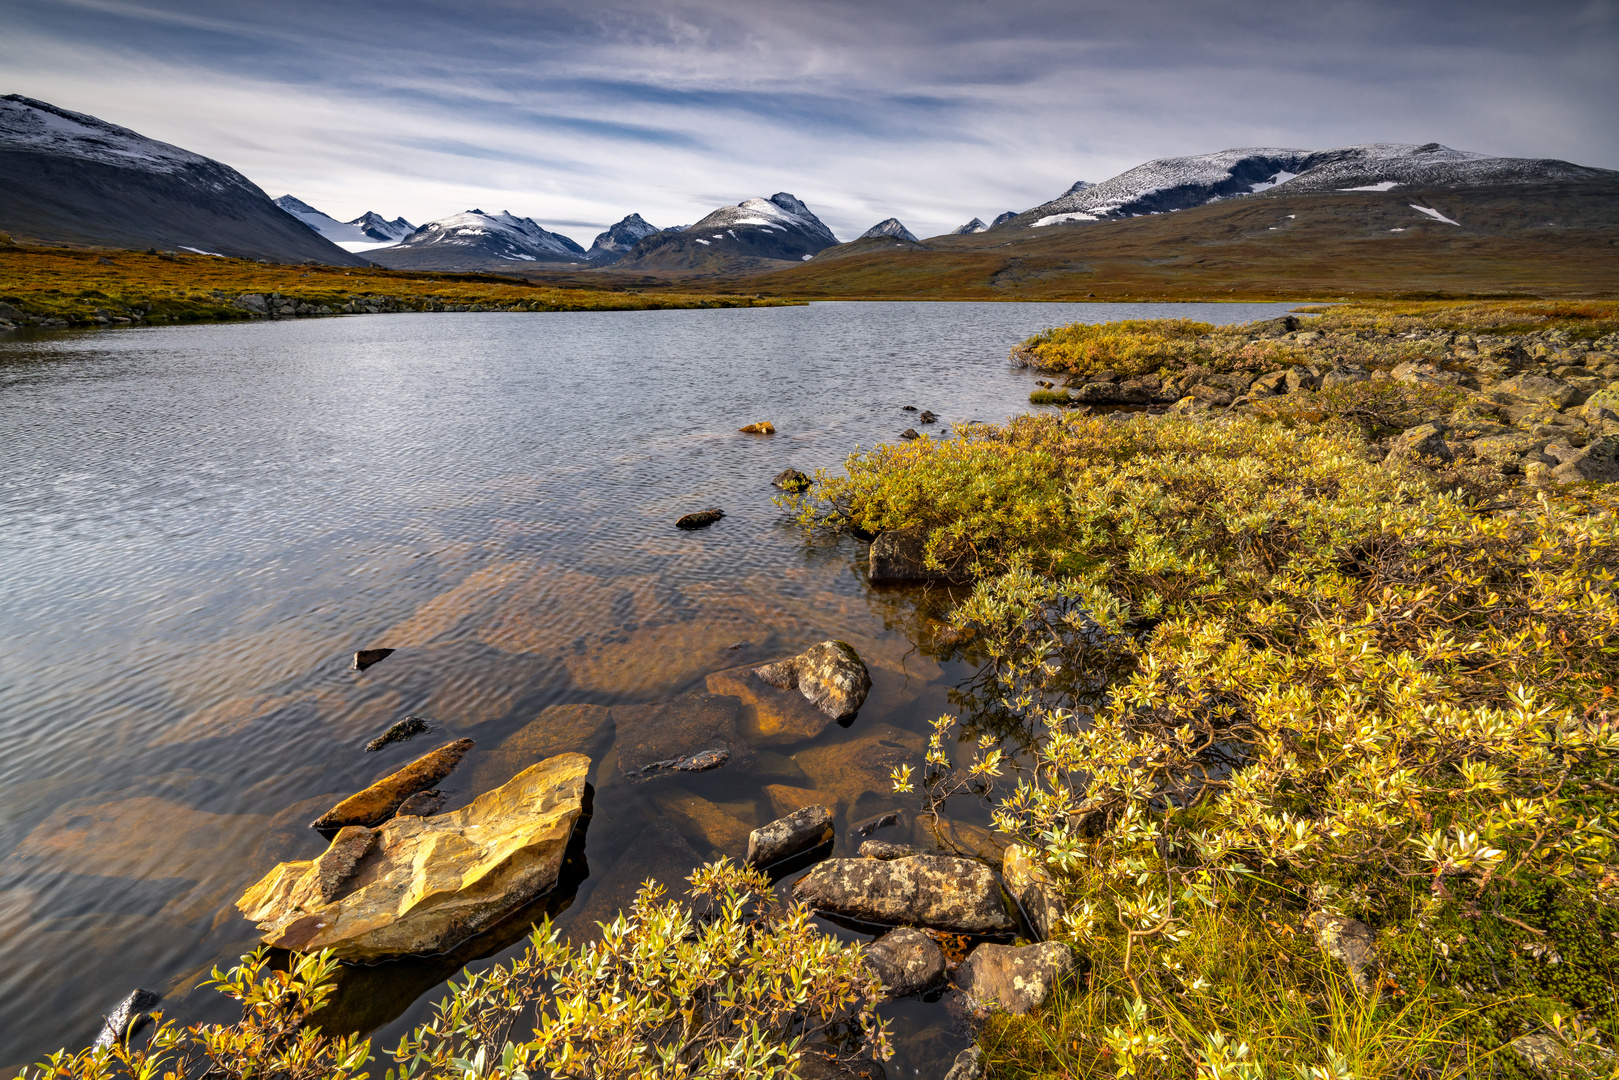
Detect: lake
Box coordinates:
(0, 300, 1296, 1072)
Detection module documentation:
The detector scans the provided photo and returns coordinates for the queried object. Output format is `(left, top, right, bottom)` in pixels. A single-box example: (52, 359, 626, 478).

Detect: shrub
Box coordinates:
(1014, 319, 1215, 378)
(28, 861, 888, 1080)
(1249, 379, 1469, 436)
(802, 408, 1619, 1076)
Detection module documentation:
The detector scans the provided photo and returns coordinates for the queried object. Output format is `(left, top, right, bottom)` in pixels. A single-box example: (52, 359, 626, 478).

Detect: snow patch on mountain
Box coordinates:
(1410, 205, 1461, 226)
(389, 209, 586, 262)
(860, 217, 919, 242)
(1, 94, 214, 175)
(274, 196, 412, 252)
(1013, 143, 1614, 229)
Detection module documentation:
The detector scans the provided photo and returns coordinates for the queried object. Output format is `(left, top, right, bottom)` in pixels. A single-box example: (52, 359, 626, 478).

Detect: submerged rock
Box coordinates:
(311, 738, 474, 830)
(747, 804, 833, 869)
(465, 703, 614, 793)
(953, 941, 1076, 1016)
(238, 753, 590, 961)
(864, 926, 945, 998)
(676, 508, 725, 529)
(365, 714, 429, 752)
(706, 663, 838, 746)
(791, 855, 1015, 934)
(614, 693, 754, 782)
(751, 640, 872, 721)
(654, 789, 754, 856)
(93, 988, 162, 1049)
(352, 647, 394, 670)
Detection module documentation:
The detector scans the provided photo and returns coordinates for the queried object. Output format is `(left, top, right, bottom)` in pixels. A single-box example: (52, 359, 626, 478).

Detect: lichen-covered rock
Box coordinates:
(747, 804, 833, 869)
(239, 753, 589, 961)
(752, 640, 872, 721)
(706, 663, 837, 745)
(942, 1047, 985, 1080)
(1496, 373, 1577, 410)
(1509, 1033, 1615, 1078)
(791, 855, 1015, 934)
(1551, 435, 1619, 483)
(1309, 913, 1376, 994)
(1389, 422, 1453, 462)
(614, 693, 753, 782)
(311, 739, 474, 829)
(1002, 844, 1066, 940)
(864, 926, 945, 998)
(859, 839, 918, 860)
(952, 941, 1076, 1016)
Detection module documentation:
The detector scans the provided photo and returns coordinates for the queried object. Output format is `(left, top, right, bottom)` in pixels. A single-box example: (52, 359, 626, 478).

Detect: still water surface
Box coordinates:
(0, 301, 1295, 1070)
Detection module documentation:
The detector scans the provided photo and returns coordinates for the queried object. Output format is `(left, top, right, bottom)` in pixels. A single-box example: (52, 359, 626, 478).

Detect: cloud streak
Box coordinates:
(7, 0, 1616, 243)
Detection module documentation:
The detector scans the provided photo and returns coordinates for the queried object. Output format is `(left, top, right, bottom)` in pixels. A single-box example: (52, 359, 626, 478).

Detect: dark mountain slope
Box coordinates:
(0, 96, 366, 265)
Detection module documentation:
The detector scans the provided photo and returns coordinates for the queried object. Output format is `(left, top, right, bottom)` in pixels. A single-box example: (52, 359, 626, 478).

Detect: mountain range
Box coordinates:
(273, 195, 414, 249)
(0, 95, 366, 265)
(1, 94, 1614, 292)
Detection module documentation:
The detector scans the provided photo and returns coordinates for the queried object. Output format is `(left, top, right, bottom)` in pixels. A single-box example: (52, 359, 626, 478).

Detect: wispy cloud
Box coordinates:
(7, 0, 1615, 243)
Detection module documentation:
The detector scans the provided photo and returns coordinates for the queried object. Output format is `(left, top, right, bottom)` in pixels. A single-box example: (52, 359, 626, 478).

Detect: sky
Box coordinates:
(7, 0, 1618, 245)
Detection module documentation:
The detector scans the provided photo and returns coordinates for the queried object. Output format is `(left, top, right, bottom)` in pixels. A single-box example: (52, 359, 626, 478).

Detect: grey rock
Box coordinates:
(1510, 1033, 1615, 1078)
(747, 803, 833, 869)
(953, 941, 1076, 1016)
(614, 693, 754, 782)
(869, 525, 966, 584)
(1002, 843, 1066, 940)
(1496, 374, 1577, 410)
(233, 293, 268, 314)
(1321, 366, 1370, 389)
(1251, 370, 1289, 395)
(1285, 368, 1321, 393)
(1310, 914, 1376, 994)
(1186, 383, 1235, 406)
(792, 855, 1015, 934)
(864, 926, 945, 998)
(1389, 422, 1453, 462)
(753, 640, 872, 720)
(1551, 435, 1619, 483)
(772, 468, 812, 491)
(859, 840, 919, 860)
(942, 1047, 985, 1080)
(94, 988, 162, 1049)
(353, 647, 394, 670)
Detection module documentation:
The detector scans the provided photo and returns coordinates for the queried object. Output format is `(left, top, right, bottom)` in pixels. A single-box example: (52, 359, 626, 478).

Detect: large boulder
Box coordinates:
(952, 941, 1076, 1016)
(864, 926, 945, 998)
(1002, 844, 1066, 940)
(614, 693, 755, 782)
(706, 663, 839, 746)
(752, 641, 872, 721)
(791, 855, 1015, 935)
(1388, 422, 1453, 463)
(311, 739, 474, 830)
(238, 753, 590, 961)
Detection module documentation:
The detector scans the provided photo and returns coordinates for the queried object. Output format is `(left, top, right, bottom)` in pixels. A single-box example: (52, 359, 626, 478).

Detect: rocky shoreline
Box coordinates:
(1018, 315, 1619, 485)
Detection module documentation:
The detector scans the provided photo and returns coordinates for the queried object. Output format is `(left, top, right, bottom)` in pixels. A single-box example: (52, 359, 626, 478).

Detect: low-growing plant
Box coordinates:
(27, 860, 887, 1080)
(1248, 379, 1469, 435)
(1014, 319, 1215, 378)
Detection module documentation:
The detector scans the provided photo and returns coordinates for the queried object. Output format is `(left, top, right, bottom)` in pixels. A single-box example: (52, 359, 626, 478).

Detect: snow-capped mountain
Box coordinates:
(350, 211, 415, 243)
(951, 218, 989, 234)
(585, 213, 660, 264)
(273, 196, 414, 251)
(1005, 144, 1614, 228)
(860, 218, 918, 242)
(0, 95, 365, 265)
(614, 193, 839, 272)
(374, 209, 587, 272)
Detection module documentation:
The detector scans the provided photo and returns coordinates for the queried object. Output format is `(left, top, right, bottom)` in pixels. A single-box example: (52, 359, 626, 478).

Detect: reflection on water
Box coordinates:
(0, 300, 1297, 1069)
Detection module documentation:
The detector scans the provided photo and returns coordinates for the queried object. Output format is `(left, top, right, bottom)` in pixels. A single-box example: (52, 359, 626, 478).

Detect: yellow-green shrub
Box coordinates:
(1014, 319, 1214, 377)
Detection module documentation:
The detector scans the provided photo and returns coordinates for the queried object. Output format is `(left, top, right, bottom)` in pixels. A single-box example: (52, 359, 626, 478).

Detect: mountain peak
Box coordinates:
(586, 213, 660, 264)
(951, 217, 989, 234)
(860, 217, 919, 242)
(373, 207, 586, 272)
